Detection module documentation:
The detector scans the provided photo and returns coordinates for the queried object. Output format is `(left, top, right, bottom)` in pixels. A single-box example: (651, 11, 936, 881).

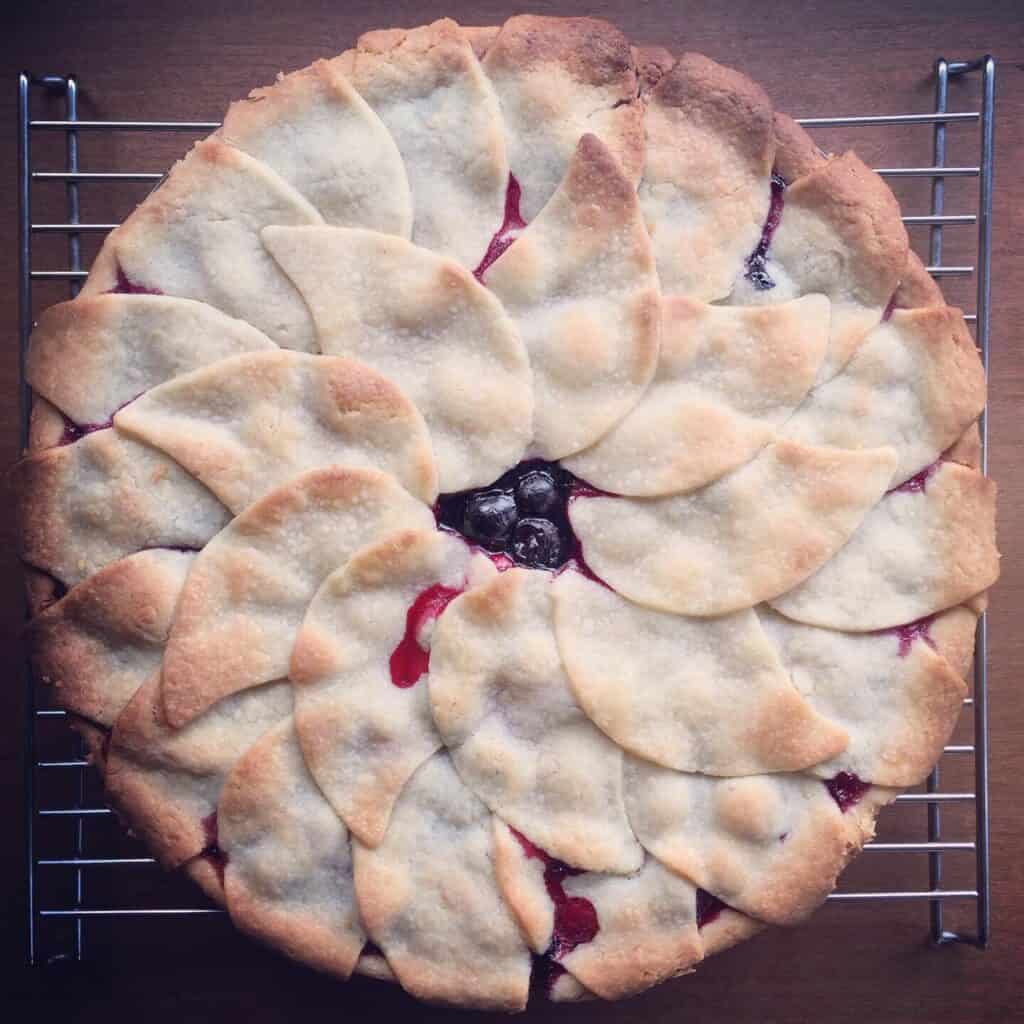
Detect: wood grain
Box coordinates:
(3, 1, 1023, 1019)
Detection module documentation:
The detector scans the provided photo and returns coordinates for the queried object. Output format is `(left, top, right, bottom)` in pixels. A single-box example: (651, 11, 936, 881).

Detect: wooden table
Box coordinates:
(2, 1, 1022, 1020)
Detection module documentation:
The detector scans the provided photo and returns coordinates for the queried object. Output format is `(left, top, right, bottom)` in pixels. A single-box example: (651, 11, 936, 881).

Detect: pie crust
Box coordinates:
(16, 14, 998, 1010)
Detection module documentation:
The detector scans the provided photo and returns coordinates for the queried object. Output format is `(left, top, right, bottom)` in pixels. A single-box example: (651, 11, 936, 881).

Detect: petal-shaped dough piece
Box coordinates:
(332, 19, 507, 267)
(570, 440, 898, 616)
(114, 350, 438, 510)
(492, 822, 702, 1000)
(290, 529, 494, 846)
(104, 675, 292, 868)
(485, 134, 660, 460)
(894, 250, 945, 310)
(13, 428, 231, 587)
(219, 59, 412, 235)
(218, 719, 365, 979)
(81, 138, 322, 350)
(161, 467, 433, 727)
(552, 570, 847, 774)
(263, 226, 532, 492)
(730, 152, 909, 381)
(640, 52, 775, 301)
(27, 395, 68, 454)
(624, 759, 892, 924)
(770, 461, 999, 630)
(564, 295, 829, 496)
(783, 306, 986, 483)
(26, 294, 275, 427)
(26, 549, 194, 726)
(352, 754, 531, 1011)
(429, 567, 643, 874)
(757, 606, 967, 786)
(772, 111, 827, 184)
(482, 15, 643, 220)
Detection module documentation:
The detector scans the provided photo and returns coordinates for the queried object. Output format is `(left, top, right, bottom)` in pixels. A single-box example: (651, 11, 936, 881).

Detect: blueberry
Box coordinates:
(510, 518, 564, 569)
(463, 489, 517, 548)
(516, 468, 561, 516)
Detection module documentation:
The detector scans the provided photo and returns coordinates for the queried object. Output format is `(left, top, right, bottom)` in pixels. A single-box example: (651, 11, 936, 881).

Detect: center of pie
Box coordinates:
(435, 460, 606, 572)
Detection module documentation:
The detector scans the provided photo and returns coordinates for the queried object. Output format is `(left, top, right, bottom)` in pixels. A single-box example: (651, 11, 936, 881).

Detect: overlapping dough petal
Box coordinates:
(782, 305, 986, 483)
(639, 52, 775, 301)
(624, 758, 894, 924)
(485, 134, 660, 460)
(104, 675, 293, 868)
(352, 753, 532, 1010)
(81, 138, 323, 350)
(569, 440, 898, 616)
(552, 570, 847, 774)
(482, 15, 643, 220)
(730, 152, 909, 380)
(263, 225, 532, 492)
(25, 294, 275, 428)
(757, 606, 968, 786)
(26, 548, 194, 726)
(332, 18, 508, 267)
(492, 822, 703, 1000)
(13, 429, 231, 587)
(290, 530, 494, 846)
(770, 461, 999, 630)
(564, 295, 829, 496)
(160, 467, 433, 727)
(429, 567, 643, 874)
(218, 719, 366, 979)
(114, 350, 438, 510)
(219, 59, 412, 235)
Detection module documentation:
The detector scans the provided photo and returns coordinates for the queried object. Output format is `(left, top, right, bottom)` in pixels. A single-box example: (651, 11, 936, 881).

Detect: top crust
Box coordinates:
(16, 13, 996, 1008)
(772, 112, 827, 183)
(483, 15, 643, 220)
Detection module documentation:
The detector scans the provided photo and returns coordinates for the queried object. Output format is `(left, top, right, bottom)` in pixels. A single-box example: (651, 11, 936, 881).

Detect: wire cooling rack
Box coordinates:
(17, 56, 996, 971)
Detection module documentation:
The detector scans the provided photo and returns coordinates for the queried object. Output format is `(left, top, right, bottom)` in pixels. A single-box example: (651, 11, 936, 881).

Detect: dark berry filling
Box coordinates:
(881, 293, 898, 322)
(473, 174, 527, 282)
(696, 888, 727, 929)
(200, 810, 228, 882)
(437, 460, 607, 574)
(389, 583, 464, 688)
(824, 772, 871, 813)
(463, 489, 518, 548)
(888, 459, 940, 495)
(512, 827, 599, 960)
(743, 172, 787, 291)
(887, 616, 937, 658)
(511, 518, 564, 569)
(54, 394, 144, 447)
(109, 264, 162, 296)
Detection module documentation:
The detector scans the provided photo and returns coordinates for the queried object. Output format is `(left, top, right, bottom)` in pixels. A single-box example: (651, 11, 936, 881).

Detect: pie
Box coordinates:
(15, 14, 998, 1010)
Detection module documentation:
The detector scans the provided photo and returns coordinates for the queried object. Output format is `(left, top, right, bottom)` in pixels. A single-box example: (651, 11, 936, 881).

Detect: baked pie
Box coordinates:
(16, 14, 998, 1009)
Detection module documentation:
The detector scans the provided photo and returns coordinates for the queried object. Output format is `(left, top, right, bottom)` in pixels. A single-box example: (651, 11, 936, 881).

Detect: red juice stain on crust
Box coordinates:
(389, 583, 463, 688)
(511, 827, 599, 960)
(200, 810, 228, 881)
(110, 264, 163, 295)
(824, 772, 871, 813)
(888, 459, 941, 494)
(56, 394, 144, 446)
(696, 888, 727, 929)
(473, 174, 527, 282)
(888, 615, 937, 657)
(743, 172, 787, 291)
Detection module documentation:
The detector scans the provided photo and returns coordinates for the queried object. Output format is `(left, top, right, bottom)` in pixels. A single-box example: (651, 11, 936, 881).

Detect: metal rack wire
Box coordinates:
(17, 56, 996, 970)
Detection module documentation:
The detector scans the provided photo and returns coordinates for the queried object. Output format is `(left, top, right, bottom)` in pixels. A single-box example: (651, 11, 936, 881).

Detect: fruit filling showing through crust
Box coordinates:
(824, 772, 871, 813)
(436, 460, 611, 574)
(389, 583, 464, 688)
(200, 810, 229, 881)
(696, 888, 727, 929)
(511, 827, 599, 961)
(890, 616, 937, 657)
(473, 174, 527, 282)
(743, 172, 787, 290)
(111, 264, 163, 296)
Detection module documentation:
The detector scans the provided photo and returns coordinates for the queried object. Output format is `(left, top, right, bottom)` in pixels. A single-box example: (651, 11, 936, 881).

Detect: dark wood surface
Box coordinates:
(3, 1, 1022, 1019)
